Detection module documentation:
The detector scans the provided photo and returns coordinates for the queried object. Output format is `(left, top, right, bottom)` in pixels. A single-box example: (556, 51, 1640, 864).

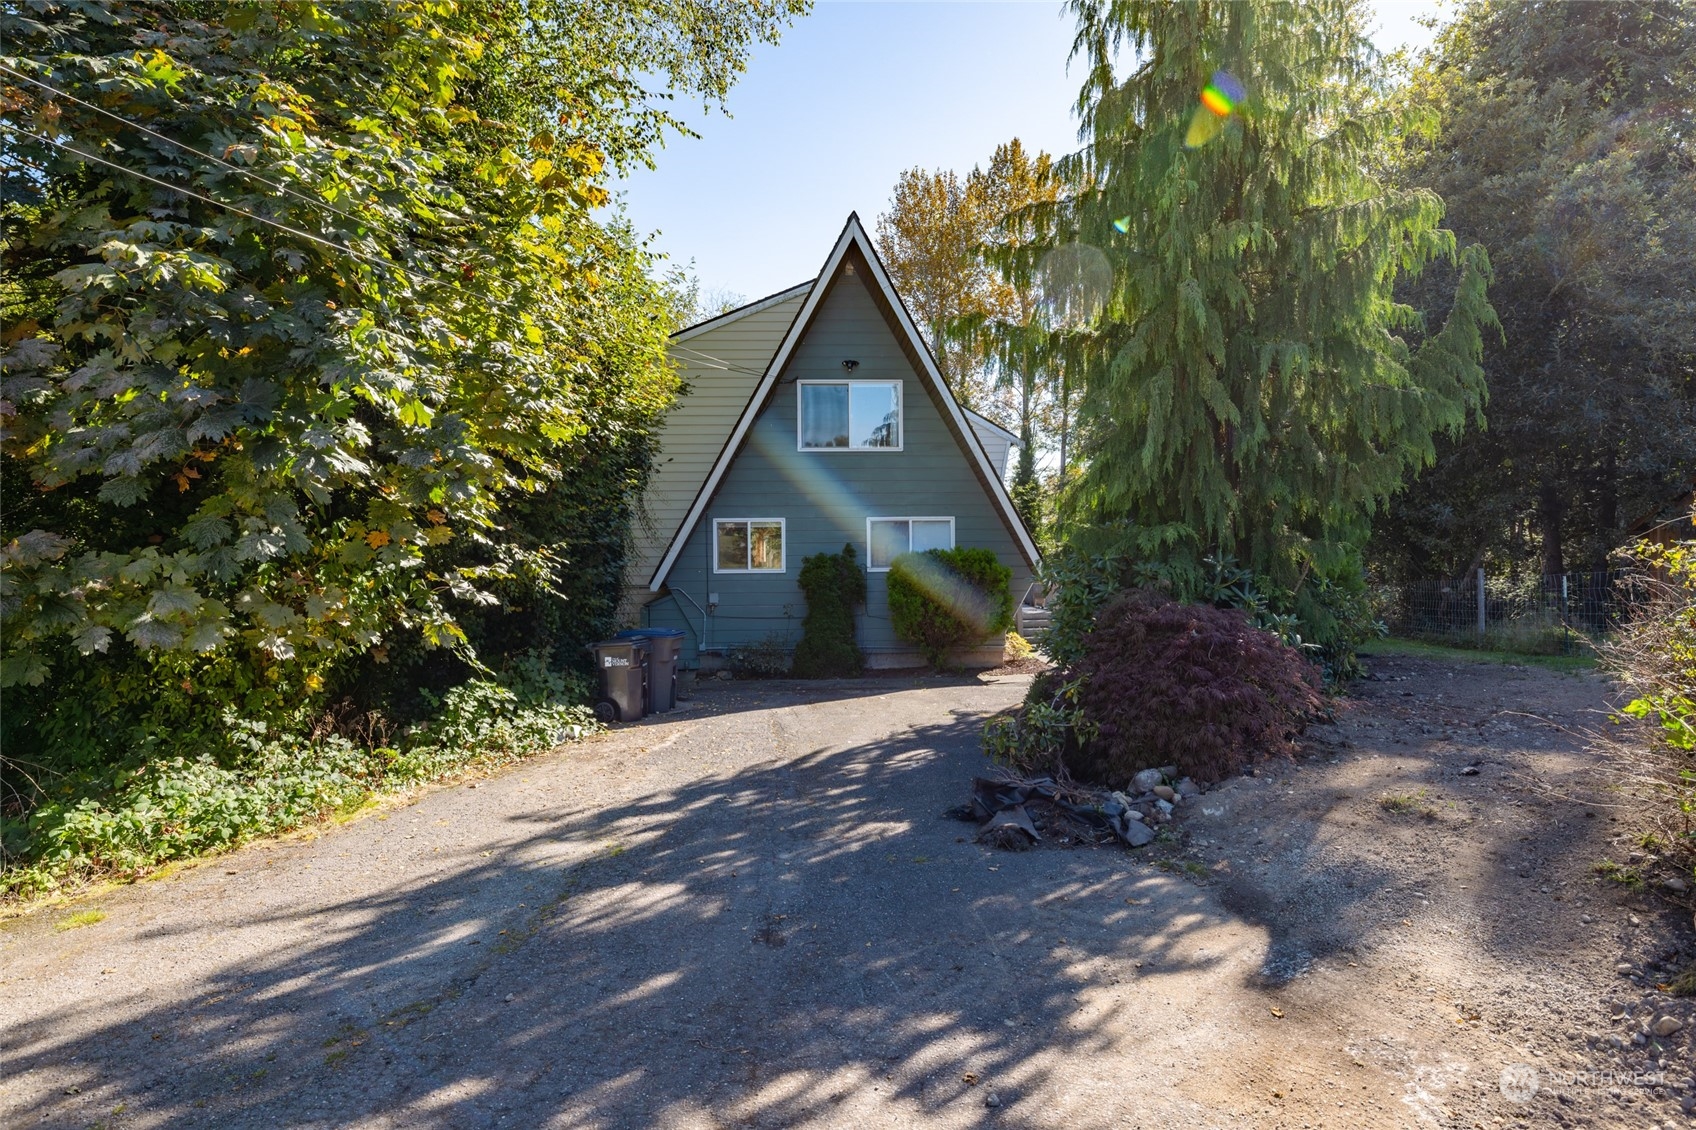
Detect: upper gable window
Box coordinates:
(797, 380, 902, 451)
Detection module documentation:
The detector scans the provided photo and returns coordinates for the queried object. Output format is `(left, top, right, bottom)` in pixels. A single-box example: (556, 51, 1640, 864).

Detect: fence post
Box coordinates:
(1560, 573, 1571, 655)
(1476, 567, 1487, 641)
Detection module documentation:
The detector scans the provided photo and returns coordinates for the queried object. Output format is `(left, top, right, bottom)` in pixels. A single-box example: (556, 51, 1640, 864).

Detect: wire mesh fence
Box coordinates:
(1374, 568, 1636, 655)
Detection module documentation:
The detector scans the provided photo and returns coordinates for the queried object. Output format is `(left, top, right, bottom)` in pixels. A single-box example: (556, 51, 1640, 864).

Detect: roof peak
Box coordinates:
(648, 213, 1040, 589)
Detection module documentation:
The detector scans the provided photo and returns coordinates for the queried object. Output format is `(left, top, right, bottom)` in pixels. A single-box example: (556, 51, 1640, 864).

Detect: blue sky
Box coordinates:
(616, 2, 1446, 303)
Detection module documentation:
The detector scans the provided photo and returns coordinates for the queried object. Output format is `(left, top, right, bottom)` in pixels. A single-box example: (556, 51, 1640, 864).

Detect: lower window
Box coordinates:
(714, 519, 785, 572)
(867, 517, 954, 571)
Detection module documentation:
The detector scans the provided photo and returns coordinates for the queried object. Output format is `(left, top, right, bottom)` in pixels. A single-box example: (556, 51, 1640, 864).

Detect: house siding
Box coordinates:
(644, 269, 1035, 666)
(626, 292, 809, 605)
(966, 411, 1017, 481)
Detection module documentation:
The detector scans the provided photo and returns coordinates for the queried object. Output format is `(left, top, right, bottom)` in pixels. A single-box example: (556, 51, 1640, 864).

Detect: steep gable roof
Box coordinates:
(648, 213, 1040, 591)
(670, 280, 813, 344)
(627, 287, 812, 596)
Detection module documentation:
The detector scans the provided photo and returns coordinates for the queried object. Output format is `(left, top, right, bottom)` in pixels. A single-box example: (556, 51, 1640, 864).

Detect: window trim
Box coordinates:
(795, 379, 904, 452)
(712, 518, 787, 574)
(865, 516, 956, 573)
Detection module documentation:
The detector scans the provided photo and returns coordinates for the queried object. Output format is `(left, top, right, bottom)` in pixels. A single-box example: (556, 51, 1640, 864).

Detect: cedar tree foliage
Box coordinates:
(1370, 0, 1696, 579)
(1055, 0, 1497, 615)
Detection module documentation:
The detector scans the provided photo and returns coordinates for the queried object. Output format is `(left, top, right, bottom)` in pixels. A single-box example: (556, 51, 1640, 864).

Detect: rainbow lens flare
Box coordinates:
(1200, 70, 1243, 117)
(1112, 216, 1131, 234)
(1185, 69, 1245, 148)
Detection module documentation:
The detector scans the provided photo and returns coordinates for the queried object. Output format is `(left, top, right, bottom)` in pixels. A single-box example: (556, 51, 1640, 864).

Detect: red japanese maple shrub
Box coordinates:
(1065, 590, 1322, 787)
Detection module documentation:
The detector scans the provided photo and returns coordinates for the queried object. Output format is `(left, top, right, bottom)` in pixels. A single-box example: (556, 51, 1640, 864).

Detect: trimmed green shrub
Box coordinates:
(792, 544, 866, 678)
(887, 547, 1013, 667)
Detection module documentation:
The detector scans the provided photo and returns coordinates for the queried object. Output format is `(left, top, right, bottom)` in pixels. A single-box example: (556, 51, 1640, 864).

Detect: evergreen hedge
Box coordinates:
(791, 544, 866, 678)
(887, 548, 1013, 667)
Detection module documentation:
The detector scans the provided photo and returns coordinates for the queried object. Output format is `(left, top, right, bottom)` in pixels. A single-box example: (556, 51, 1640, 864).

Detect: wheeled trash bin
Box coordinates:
(614, 628, 686, 713)
(588, 636, 649, 723)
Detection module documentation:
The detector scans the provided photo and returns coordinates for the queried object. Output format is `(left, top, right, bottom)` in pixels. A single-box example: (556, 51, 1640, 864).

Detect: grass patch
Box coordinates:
(1154, 857, 1210, 880)
(329, 794, 383, 825)
(1593, 859, 1644, 887)
(381, 999, 435, 1029)
(1378, 788, 1438, 819)
(1669, 964, 1696, 997)
(1358, 637, 1596, 673)
(54, 908, 106, 931)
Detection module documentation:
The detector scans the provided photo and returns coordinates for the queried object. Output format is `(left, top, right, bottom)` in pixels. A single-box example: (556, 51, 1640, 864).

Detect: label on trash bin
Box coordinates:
(602, 656, 630, 668)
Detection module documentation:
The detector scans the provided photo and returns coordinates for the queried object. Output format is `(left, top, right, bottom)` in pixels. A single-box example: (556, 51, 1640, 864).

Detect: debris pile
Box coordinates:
(947, 768, 1203, 851)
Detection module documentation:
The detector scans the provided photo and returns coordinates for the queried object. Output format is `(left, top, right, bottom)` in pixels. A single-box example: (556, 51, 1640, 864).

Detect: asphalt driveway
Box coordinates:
(5, 663, 1675, 1129)
(3, 675, 1292, 1129)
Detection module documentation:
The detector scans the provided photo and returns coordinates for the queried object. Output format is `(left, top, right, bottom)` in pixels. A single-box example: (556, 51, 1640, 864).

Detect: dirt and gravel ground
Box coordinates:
(3, 654, 1693, 1129)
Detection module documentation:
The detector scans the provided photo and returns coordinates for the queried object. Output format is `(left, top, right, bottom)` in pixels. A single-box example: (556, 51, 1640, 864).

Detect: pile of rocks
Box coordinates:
(950, 768, 1209, 851)
(1100, 766, 1204, 847)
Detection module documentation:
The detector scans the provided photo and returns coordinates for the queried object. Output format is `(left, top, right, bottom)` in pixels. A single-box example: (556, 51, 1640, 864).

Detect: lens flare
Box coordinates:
(893, 552, 999, 635)
(1112, 216, 1131, 234)
(746, 423, 873, 536)
(1185, 69, 1245, 149)
(1201, 70, 1244, 116)
(1037, 242, 1113, 330)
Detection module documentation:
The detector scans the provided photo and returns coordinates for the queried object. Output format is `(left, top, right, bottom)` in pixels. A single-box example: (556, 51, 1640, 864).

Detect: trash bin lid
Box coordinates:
(590, 637, 649, 652)
(614, 628, 686, 640)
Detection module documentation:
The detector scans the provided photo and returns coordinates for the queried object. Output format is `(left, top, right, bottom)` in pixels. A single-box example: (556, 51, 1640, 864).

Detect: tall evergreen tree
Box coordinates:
(976, 140, 1064, 447)
(1059, 0, 1496, 636)
(1370, 0, 1696, 581)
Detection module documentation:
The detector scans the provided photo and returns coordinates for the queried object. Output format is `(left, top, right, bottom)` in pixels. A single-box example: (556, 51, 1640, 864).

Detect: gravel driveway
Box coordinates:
(3, 661, 1690, 1129)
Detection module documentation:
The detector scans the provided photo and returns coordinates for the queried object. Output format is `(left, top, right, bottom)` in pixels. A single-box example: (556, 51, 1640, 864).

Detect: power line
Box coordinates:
(3, 144, 415, 342)
(0, 62, 395, 245)
(7, 126, 720, 380)
(669, 344, 767, 377)
(0, 121, 442, 292)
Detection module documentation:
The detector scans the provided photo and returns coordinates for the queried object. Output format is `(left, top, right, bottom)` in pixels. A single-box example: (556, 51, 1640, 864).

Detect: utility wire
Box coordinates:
(2, 92, 760, 364)
(5, 127, 745, 379)
(2, 69, 760, 352)
(0, 62, 396, 244)
(0, 121, 442, 291)
(669, 344, 768, 376)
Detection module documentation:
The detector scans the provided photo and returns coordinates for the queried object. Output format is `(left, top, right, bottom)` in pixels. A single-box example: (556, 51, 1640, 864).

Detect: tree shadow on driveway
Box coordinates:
(8, 692, 1251, 1129)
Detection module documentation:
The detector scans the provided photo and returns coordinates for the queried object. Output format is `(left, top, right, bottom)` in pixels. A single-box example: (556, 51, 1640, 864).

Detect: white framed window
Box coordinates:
(866, 516, 955, 572)
(797, 380, 902, 451)
(714, 519, 785, 573)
